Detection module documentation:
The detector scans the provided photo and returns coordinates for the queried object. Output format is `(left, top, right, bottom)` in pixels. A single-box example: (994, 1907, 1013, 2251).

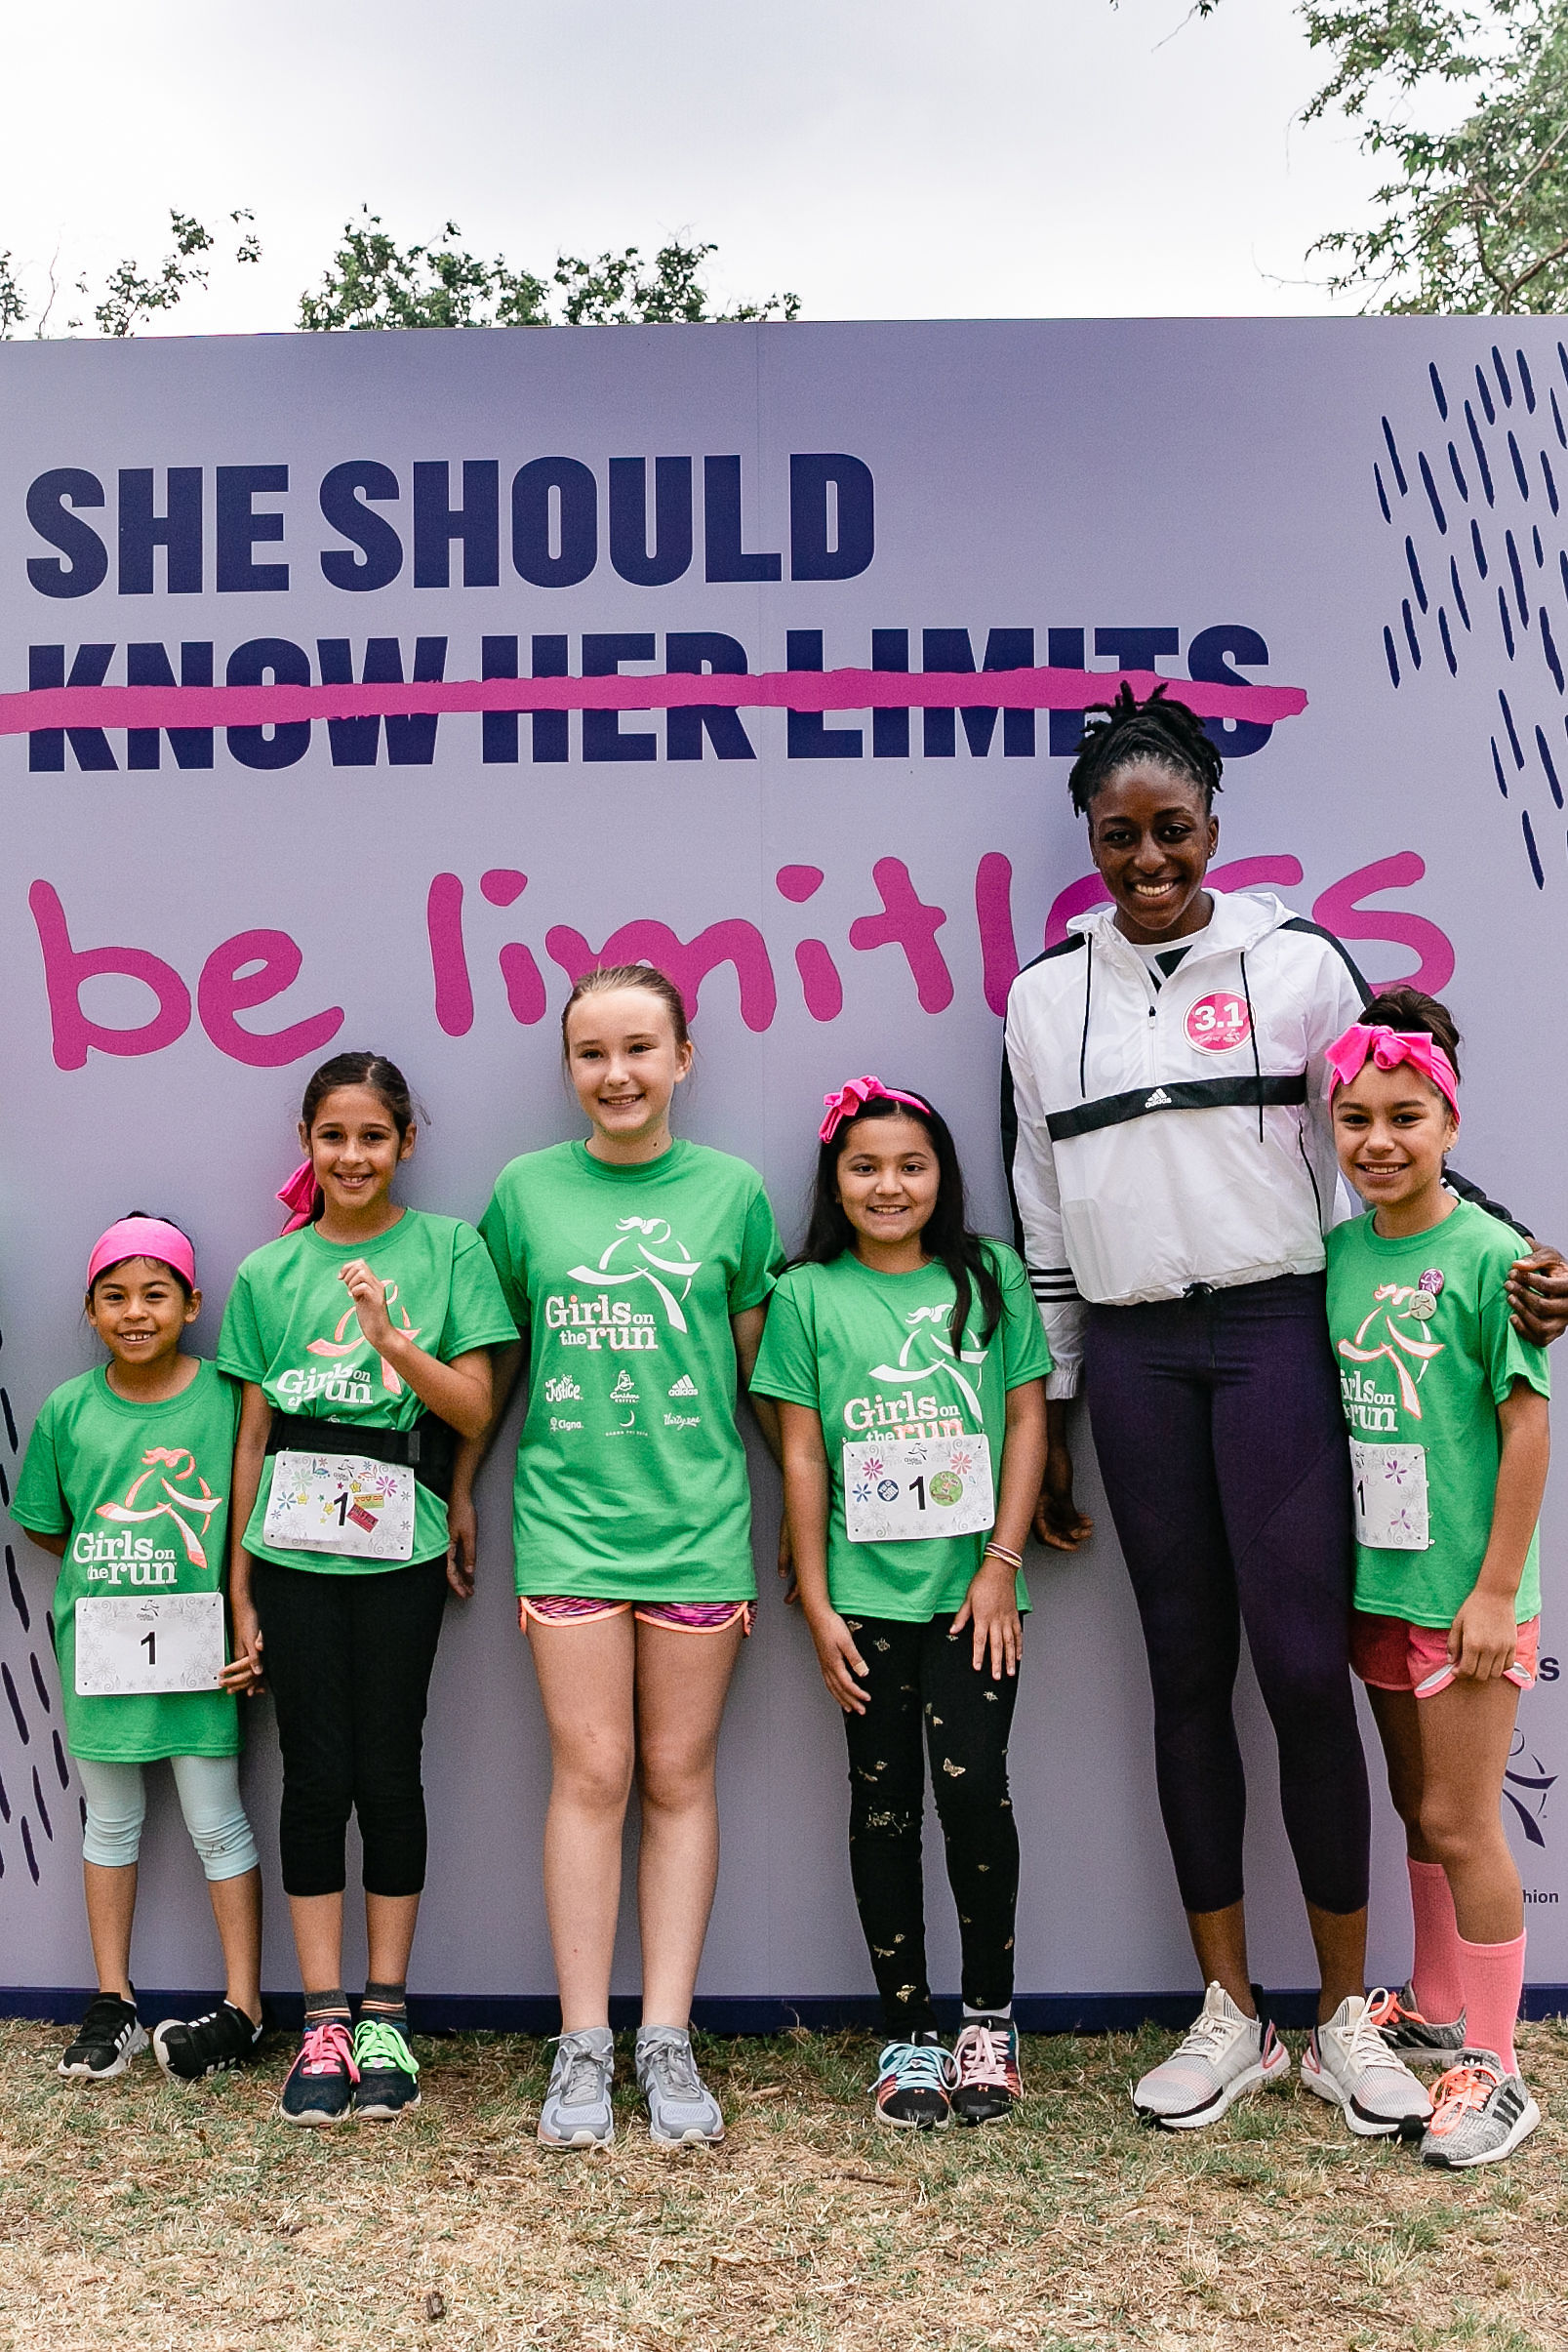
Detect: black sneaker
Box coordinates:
(59, 1992, 147, 2080)
(152, 2002, 262, 2082)
(279, 2018, 357, 2126)
(950, 2017, 1023, 2125)
(873, 2032, 956, 2129)
(352, 2017, 421, 2120)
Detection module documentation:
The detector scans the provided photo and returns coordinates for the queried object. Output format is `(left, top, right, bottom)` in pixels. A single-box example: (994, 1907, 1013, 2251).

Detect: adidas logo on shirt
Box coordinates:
(1145, 1087, 1172, 1109)
(610, 1370, 639, 1400)
(667, 1374, 698, 1398)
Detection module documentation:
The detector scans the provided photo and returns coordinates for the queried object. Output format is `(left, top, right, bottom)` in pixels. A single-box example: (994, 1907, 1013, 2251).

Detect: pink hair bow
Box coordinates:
(819, 1075, 932, 1145)
(1324, 1024, 1460, 1124)
(276, 1158, 320, 1235)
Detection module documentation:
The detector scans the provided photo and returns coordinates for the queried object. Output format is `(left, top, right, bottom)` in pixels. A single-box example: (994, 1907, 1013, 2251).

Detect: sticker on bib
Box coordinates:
(262, 1450, 416, 1561)
(842, 1435, 995, 1544)
(75, 1591, 226, 1696)
(1186, 993, 1252, 1052)
(1349, 1439, 1430, 1550)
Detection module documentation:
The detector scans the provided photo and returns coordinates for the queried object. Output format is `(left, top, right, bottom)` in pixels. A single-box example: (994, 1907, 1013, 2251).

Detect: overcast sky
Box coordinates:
(3, 0, 1380, 334)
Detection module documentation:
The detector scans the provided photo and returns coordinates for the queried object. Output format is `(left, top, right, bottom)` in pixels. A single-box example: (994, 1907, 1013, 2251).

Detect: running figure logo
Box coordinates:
(1338, 1282, 1444, 1417)
(871, 1304, 986, 1420)
(305, 1280, 423, 1396)
(95, 1447, 225, 1569)
(568, 1218, 703, 1334)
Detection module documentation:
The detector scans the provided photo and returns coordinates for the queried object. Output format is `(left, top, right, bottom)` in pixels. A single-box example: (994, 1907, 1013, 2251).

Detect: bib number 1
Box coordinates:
(75, 1592, 226, 1696)
(841, 1434, 995, 1545)
(262, 1450, 417, 1561)
(1349, 1440, 1430, 1551)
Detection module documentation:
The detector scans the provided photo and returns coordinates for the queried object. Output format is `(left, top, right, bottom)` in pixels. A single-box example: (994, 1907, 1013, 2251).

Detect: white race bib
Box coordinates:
(1349, 1440, 1430, 1551)
(842, 1434, 995, 1545)
(75, 1591, 226, 1697)
(262, 1450, 417, 1561)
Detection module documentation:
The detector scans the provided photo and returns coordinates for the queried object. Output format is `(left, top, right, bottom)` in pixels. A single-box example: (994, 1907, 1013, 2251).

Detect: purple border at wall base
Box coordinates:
(8, 1988, 1568, 2036)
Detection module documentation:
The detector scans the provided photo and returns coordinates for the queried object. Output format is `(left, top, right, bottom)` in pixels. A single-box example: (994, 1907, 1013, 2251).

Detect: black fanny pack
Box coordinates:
(264, 1411, 459, 1503)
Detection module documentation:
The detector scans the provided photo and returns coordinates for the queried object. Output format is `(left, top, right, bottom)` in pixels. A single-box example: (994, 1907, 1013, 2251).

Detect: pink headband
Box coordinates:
(1324, 1024, 1461, 1126)
(276, 1159, 320, 1235)
(87, 1217, 197, 1293)
(820, 1075, 932, 1145)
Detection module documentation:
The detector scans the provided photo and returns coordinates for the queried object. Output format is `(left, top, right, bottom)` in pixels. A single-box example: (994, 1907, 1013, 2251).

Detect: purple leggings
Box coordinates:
(1085, 1272, 1370, 1918)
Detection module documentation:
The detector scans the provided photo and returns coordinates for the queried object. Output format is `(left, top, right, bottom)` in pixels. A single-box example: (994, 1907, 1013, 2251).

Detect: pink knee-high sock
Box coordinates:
(1456, 1929, 1525, 2076)
(1407, 1857, 1466, 2024)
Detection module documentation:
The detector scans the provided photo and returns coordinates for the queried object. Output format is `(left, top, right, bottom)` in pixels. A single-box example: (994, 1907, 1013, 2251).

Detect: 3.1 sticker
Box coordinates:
(1186, 993, 1252, 1052)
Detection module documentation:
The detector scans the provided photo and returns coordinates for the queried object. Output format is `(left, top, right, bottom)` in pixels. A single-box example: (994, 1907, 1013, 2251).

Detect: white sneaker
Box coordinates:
(1300, 1992, 1431, 2138)
(1422, 2052, 1540, 2169)
(1132, 1983, 1290, 2129)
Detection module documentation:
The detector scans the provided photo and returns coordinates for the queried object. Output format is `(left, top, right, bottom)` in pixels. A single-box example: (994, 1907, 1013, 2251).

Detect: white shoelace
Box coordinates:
(956, 2025, 1013, 2088)
(1333, 1996, 1406, 2075)
(642, 2036, 704, 2100)
(556, 2040, 612, 2106)
(1169, 2006, 1245, 2066)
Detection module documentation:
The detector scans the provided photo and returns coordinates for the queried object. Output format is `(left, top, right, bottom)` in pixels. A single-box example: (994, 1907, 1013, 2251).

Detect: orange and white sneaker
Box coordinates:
(1422, 2052, 1540, 2169)
(951, 2017, 1022, 2125)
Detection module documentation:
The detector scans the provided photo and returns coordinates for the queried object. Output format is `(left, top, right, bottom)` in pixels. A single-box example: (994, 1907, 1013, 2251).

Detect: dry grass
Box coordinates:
(1, 2017, 1566, 2351)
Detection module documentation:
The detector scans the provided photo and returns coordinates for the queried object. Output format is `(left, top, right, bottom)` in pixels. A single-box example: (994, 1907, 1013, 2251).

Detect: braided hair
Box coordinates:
(1066, 683, 1225, 819)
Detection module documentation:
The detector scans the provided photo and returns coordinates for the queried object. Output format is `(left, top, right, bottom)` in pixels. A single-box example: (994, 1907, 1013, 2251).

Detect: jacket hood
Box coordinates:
(1067, 886, 1297, 960)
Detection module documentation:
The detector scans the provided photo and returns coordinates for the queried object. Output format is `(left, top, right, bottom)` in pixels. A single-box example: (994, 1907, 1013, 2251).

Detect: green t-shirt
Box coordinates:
(12, 1359, 241, 1763)
(1325, 1196, 1549, 1626)
(478, 1139, 784, 1601)
(218, 1209, 516, 1577)
(749, 1241, 1052, 1621)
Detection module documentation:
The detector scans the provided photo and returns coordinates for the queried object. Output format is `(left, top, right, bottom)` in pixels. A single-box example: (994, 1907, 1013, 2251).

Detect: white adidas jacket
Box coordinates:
(1003, 890, 1365, 1398)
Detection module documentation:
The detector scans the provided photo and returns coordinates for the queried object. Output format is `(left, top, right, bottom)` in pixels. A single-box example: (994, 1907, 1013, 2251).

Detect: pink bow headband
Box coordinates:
(276, 1159, 320, 1235)
(819, 1075, 932, 1145)
(87, 1217, 197, 1293)
(1324, 1025, 1461, 1126)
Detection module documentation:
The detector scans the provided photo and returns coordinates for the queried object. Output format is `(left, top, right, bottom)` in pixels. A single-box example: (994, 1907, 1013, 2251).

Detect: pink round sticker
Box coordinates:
(1186, 993, 1252, 1052)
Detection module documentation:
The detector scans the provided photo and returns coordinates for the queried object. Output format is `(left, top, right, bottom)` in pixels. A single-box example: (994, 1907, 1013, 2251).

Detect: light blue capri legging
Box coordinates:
(74, 1755, 259, 1882)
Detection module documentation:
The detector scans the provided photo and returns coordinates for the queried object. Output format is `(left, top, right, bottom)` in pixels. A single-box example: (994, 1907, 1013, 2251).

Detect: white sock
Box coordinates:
(963, 2002, 1012, 2022)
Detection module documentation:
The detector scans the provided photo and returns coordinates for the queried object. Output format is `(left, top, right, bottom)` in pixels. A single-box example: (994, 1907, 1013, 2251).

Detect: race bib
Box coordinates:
(842, 1434, 995, 1545)
(75, 1592, 226, 1697)
(262, 1450, 417, 1561)
(1349, 1440, 1430, 1551)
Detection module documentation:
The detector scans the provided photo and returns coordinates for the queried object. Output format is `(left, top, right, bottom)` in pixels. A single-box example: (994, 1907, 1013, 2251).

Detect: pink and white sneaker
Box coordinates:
(951, 2017, 1022, 2125)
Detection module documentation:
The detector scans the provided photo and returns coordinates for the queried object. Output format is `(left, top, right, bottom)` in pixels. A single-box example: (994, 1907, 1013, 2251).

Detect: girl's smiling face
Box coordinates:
(87, 1258, 199, 1371)
(834, 1115, 941, 1264)
(301, 1085, 414, 1222)
(566, 986, 692, 1156)
(1332, 1061, 1459, 1231)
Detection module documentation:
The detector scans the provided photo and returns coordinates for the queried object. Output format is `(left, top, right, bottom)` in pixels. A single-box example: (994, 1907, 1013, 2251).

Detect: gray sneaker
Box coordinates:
(634, 2025, 725, 2146)
(1373, 1982, 1467, 2068)
(1422, 2052, 1541, 2169)
(538, 2027, 615, 2150)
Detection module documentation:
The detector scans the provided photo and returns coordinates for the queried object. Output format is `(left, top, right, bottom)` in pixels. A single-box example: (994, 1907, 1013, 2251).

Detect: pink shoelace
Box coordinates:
(954, 2024, 1015, 2089)
(1427, 2059, 1502, 2133)
(298, 2019, 358, 2080)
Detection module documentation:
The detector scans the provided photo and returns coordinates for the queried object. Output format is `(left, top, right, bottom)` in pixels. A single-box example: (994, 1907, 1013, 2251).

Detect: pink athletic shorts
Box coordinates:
(1351, 1608, 1539, 1697)
(519, 1595, 755, 1637)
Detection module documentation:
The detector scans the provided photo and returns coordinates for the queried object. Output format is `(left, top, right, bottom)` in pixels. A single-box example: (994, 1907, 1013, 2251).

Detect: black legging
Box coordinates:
(841, 1611, 1020, 2037)
(252, 1556, 448, 1898)
(1085, 1273, 1370, 1919)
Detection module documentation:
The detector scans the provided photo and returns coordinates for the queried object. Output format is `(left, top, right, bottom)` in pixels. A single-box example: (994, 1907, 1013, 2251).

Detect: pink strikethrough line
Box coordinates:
(0, 666, 1306, 736)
